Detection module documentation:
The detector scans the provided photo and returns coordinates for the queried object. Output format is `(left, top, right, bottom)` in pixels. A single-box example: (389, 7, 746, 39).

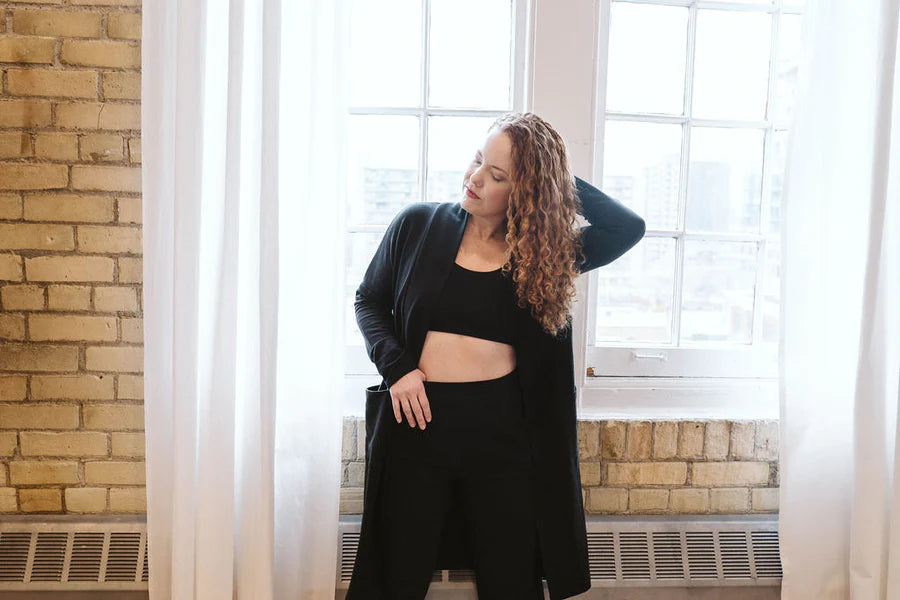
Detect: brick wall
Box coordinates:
(0, 0, 143, 514)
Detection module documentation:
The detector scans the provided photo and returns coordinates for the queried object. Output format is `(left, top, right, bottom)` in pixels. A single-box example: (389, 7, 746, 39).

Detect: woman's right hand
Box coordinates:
(390, 368, 431, 430)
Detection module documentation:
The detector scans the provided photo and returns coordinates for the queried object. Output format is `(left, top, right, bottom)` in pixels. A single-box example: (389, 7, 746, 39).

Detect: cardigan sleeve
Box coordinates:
(574, 175, 646, 273)
(354, 205, 421, 390)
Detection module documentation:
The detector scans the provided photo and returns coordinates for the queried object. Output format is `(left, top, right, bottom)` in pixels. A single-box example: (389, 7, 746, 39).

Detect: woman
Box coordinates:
(348, 112, 646, 600)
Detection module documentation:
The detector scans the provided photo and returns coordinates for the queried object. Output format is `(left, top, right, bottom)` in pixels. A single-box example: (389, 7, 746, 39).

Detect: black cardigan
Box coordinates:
(348, 175, 645, 600)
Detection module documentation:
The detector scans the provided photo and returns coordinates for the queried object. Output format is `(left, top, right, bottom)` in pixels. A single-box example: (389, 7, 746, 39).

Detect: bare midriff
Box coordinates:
(417, 252, 517, 383)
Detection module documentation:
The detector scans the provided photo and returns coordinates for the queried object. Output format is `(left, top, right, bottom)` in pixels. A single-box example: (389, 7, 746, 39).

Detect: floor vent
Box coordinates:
(337, 513, 781, 590)
(0, 516, 147, 591)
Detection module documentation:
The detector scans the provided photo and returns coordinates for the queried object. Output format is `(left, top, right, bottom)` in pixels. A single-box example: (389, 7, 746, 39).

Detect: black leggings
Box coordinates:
(375, 368, 544, 599)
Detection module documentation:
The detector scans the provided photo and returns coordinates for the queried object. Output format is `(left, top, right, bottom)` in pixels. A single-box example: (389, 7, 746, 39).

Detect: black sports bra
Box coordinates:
(427, 261, 517, 345)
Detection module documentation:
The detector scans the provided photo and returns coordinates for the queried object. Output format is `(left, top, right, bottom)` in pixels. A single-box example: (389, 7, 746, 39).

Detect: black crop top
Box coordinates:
(427, 261, 517, 345)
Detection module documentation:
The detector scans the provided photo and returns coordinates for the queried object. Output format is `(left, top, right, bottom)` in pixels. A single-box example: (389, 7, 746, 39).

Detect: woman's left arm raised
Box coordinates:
(574, 175, 646, 273)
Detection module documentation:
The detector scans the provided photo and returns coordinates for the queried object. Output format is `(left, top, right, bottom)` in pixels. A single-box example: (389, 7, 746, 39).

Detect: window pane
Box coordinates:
(428, 0, 512, 109)
(762, 235, 780, 344)
(685, 126, 764, 234)
(349, 0, 422, 107)
(680, 240, 758, 344)
(427, 116, 497, 203)
(603, 120, 683, 231)
(595, 237, 675, 344)
(606, 2, 688, 116)
(692, 9, 772, 121)
(347, 115, 420, 227)
(772, 13, 803, 126)
(768, 128, 788, 237)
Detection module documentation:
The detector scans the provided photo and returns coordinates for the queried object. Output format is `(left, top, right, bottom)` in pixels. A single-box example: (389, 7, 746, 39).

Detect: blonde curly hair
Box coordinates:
(490, 112, 584, 338)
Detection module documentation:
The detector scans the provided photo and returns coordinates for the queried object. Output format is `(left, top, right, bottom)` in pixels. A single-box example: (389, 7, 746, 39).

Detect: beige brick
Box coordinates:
(121, 317, 142, 342)
(7, 68, 97, 99)
(756, 421, 778, 460)
(65, 487, 106, 513)
(31, 374, 114, 400)
(607, 462, 687, 486)
(12, 10, 102, 37)
(117, 196, 141, 223)
(653, 421, 678, 459)
(0, 404, 79, 429)
(0, 432, 17, 456)
(629, 488, 669, 511)
(101, 71, 140, 101)
(0, 35, 55, 64)
(730, 422, 756, 459)
(26, 255, 115, 282)
(0, 192, 24, 216)
(25, 192, 117, 225)
(670, 488, 709, 513)
(346, 461, 364, 487)
(117, 257, 141, 283)
(578, 420, 600, 459)
(0, 137, 31, 162)
(128, 137, 141, 163)
(0, 488, 17, 512)
(751, 487, 779, 511)
(111, 432, 144, 457)
(692, 462, 770, 487)
(61, 39, 140, 68)
(48, 284, 91, 310)
(0, 314, 25, 339)
(20, 432, 108, 457)
(0, 254, 25, 281)
(579, 461, 601, 486)
(0, 99, 52, 128)
(626, 421, 652, 459)
(601, 420, 626, 459)
(107, 13, 141, 40)
(588, 487, 628, 513)
(82, 403, 143, 430)
(20, 488, 61, 512)
(705, 421, 730, 459)
(9, 460, 79, 484)
(117, 374, 142, 400)
(0, 223, 73, 251)
(0, 376, 27, 401)
(710, 488, 750, 512)
(94, 286, 137, 312)
(679, 421, 704, 458)
(72, 166, 141, 193)
(56, 101, 140, 131)
(85, 346, 142, 372)
(340, 487, 363, 514)
(0, 163, 68, 191)
(29, 314, 116, 341)
(84, 460, 144, 485)
(5, 0, 63, 4)
(2, 284, 45, 310)
(356, 419, 366, 460)
(0, 344, 78, 372)
(80, 134, 125, 162)
(33, 132, 79, 161)
(109, 486, 145, 512)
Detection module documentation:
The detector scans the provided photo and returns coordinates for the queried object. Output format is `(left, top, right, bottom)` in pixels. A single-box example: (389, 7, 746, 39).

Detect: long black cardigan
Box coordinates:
(347, 176, 646, 600)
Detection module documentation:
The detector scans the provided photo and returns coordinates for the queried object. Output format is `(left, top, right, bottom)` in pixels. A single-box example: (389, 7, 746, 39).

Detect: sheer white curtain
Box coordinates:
(780, 0, 900, 597)
(141, 0, 348, 598)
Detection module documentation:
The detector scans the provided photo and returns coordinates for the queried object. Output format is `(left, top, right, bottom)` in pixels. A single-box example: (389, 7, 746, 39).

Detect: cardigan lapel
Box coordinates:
(403, 202, 469, 364)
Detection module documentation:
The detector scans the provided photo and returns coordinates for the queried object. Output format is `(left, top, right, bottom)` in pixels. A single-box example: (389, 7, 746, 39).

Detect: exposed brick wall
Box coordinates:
(340, 419, 779, 515)
(0, 0, 143, 514)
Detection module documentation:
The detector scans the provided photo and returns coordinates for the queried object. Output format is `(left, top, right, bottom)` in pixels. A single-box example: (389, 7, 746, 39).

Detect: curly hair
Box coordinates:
(488, 112, 585, 338)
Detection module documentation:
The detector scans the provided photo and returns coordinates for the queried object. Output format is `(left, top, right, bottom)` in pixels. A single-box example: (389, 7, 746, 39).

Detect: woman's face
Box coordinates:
(461, 129, 514, 219)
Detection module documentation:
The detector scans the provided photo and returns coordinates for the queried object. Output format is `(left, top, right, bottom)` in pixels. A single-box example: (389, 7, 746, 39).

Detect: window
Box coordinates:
(579, 0, 806, 418)
(343, 0, 528, 410)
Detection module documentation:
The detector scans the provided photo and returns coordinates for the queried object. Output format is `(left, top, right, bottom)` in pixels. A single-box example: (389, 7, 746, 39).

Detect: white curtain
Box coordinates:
(141, 0, 349, 598)
(780, 0, 900, 598)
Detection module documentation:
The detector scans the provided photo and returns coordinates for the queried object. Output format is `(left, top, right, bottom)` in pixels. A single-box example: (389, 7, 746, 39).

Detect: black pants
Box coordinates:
(375, 368, 544, 599)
